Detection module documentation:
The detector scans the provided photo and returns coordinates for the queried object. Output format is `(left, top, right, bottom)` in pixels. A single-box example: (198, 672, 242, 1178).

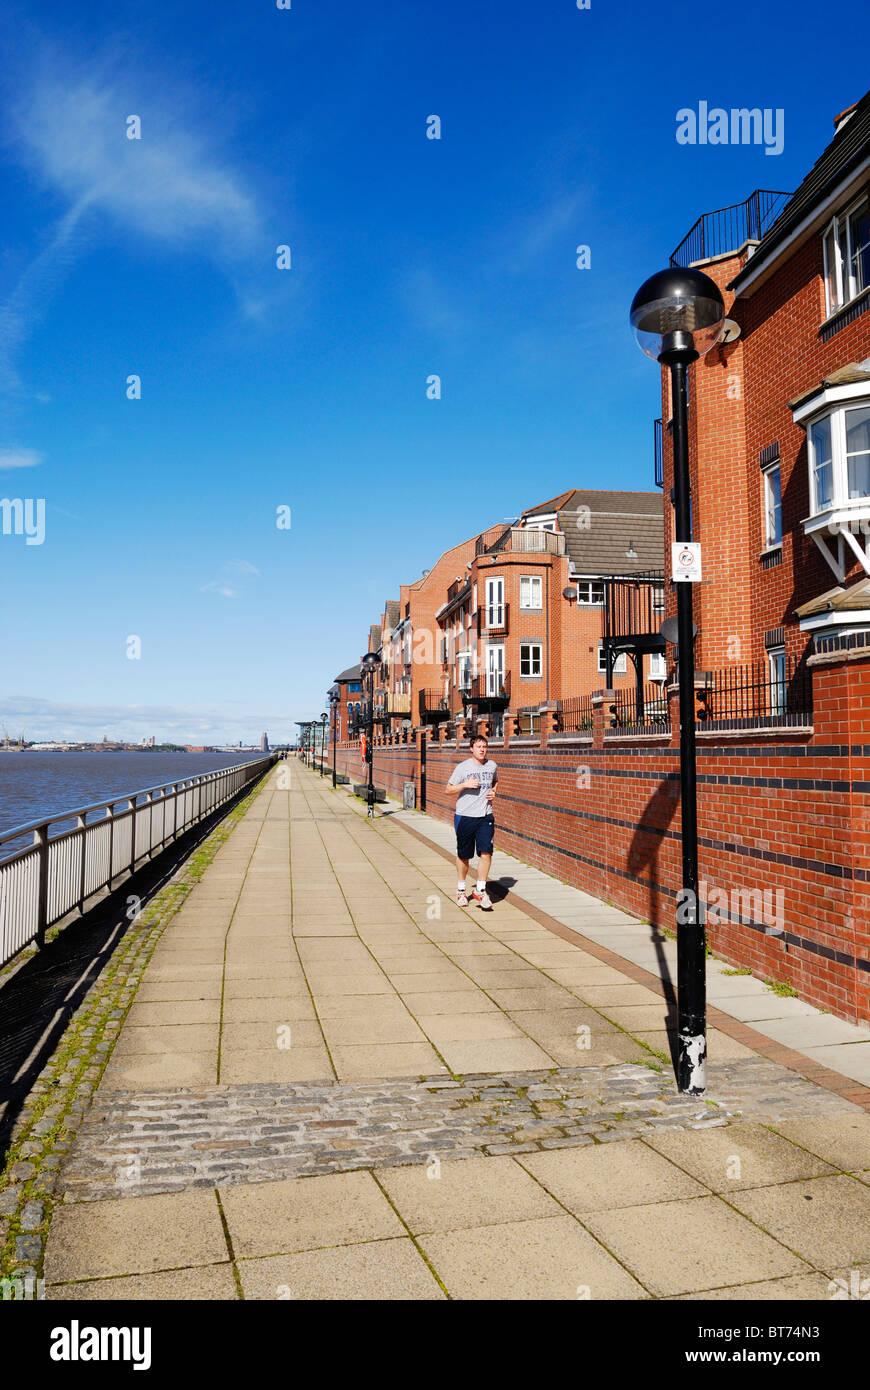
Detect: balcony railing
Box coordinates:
(467, 672, 511, 705)
(386, 692, 411, 715)
(603, 572, 666, 650)
(476, 527, 566, 557)
(418, 688, 449, 722)
(670, 190, 791, 268)
(478, 602, 509, 636)
(696, 658, 812, 732)
(0, 756, 276, 970)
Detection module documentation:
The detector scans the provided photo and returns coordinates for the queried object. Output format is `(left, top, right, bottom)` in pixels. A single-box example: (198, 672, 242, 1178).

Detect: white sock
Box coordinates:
(476, 880, 486, 891)
(458, 882, 466, 892)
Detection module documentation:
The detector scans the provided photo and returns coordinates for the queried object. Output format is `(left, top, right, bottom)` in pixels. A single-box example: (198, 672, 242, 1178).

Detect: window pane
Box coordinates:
(849, 203, 869, 296)
(765, 466, 782, 544)
(838, 220, 851, 300)
(810, 417, 833, 510)
(846, 405, 870, 498)
(823, 227, 838, 310)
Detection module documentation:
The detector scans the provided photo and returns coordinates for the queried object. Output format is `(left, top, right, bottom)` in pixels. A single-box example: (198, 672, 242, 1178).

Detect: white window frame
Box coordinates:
(805, 398, 870, 517)
(822, 195, 869, 316)
(485, 576, 504, 628)
(519, 574, 543, 610)
(525, 514, 557, 532)
(762, 460, 783, 548)
(648, 651, 667, 680)
(598, 644, 627, 675)
(768, 646, 786, 716)
(485, 643, 505, 697)
(519, 641, 542, 678)
(457, 651, 471, 691)
(576, 578, 605, 606)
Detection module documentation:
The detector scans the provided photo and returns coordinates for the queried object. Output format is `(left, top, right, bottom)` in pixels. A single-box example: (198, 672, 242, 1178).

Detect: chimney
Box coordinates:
(833, 101, 858, 132)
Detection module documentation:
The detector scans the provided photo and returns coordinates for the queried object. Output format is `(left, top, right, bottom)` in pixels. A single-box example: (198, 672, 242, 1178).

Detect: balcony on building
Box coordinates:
(464, 671, 511, 711)
(601, 571, 667, 704)
(474, 526, 566, 558)
(669, 189, 791, 268)
(418, 688, 450, 725)
(477, 602, 510, 637)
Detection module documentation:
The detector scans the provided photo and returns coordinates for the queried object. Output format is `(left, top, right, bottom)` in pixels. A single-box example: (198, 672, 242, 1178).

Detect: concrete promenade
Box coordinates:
(41, 762, 870, 1300)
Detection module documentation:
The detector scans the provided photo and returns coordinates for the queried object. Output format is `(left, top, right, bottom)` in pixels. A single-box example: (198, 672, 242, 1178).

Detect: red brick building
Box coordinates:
(433, 490, 665, 734)
(659, 91, 870, 688)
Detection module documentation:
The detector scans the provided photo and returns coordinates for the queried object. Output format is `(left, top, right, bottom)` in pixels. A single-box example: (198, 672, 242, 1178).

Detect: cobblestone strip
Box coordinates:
(58, 1056, 858, 1202)
(0, 773, 273, 1289)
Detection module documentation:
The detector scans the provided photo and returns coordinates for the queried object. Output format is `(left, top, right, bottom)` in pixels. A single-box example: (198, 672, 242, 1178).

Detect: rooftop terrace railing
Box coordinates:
(0, 755, 275, 969)
(669, 190, 791, 268)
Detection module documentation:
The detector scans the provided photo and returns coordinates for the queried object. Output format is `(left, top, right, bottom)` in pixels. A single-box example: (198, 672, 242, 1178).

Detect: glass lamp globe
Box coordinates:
(630, 267, 725, 363)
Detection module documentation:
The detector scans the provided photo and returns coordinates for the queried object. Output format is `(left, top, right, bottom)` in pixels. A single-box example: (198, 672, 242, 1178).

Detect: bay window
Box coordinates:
(807, 401, 870, 515)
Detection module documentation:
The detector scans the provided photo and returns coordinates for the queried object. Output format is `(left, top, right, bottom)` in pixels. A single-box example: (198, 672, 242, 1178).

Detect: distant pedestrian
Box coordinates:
(446, 734, 497, 909)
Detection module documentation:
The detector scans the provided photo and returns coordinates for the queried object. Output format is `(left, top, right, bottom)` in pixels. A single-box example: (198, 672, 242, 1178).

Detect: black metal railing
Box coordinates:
(654, 417, 664, 488)
(418, 688, 449, 721)
(477, 602, 509, 636)
(0, 755, 277, 969)
(607, 683, 671, 732)
(670, 190, 791, 268)
(557, 695, 594, 732)
(468, 672, 511, 704)
(604, 572, 666, 643)
(696, 658, 812, 731)
(516, 706, 540, 735)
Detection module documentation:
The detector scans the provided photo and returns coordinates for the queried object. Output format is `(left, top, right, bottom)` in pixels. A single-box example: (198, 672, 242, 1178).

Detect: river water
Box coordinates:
(0, 750, 266, 844)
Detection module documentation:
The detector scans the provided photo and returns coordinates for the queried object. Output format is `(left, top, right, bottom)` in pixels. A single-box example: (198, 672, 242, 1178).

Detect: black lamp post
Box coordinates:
(328, 686, 340, 788)
(319, 713, 328, 776)
(630, 265, 725, 1097)
(360, 651, 381, 818)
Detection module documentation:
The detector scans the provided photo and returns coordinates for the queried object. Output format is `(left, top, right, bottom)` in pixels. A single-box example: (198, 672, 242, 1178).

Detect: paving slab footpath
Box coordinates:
(31, 762, 870, 1300)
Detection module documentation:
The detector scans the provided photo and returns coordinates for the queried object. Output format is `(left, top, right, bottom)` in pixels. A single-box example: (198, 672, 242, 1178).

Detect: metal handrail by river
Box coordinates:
(0, 754, 277, 970)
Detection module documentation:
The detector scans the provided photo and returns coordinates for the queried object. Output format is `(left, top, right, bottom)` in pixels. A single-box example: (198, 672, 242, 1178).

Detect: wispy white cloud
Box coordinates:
(0, 447, 42, 468)
(0, 36, 265, 392)
(225, 560, 260, 575)
(199, 581, 237, 598)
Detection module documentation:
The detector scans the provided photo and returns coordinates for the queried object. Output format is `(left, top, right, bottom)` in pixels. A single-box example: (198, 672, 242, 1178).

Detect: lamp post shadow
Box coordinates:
(626, 772, 681, 1078)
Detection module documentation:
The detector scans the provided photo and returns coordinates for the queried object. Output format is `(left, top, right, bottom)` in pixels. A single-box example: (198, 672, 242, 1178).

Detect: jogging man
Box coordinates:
(446, 734, 497, 909)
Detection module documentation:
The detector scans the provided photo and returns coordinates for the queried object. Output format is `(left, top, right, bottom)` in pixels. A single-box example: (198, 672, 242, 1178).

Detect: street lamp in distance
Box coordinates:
(319, 712, 328, 776)
(360, 651, 382, 818)
(328, 686, 340, 788)
(630, 265, 725, 1098)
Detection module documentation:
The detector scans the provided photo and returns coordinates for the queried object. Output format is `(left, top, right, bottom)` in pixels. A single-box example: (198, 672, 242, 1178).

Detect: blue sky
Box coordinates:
(0, 0, 867, 744)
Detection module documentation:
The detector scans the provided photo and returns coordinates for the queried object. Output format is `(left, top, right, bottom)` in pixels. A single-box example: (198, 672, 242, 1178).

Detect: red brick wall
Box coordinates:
(331, 653, 870, 1028)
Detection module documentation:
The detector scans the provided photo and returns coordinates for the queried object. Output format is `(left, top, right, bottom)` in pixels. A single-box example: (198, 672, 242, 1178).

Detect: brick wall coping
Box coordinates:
(548, 734, 593, 745)
(696, 726, 813, 741)
(603, 731, 672, 744)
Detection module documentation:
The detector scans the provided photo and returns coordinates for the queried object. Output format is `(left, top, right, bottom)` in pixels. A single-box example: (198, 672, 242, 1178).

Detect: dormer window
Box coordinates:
(822, 196, 869, 316)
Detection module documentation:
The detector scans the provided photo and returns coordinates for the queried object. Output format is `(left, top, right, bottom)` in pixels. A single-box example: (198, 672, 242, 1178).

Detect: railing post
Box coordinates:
(35, 823, 49, 950)
(78, 814, 88, 914)
(107, 806, 115, 891)
(130, 796, 137, 872)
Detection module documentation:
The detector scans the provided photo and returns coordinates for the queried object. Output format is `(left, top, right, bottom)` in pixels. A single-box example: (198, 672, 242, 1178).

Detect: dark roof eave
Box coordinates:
(729, 91, 870, 294)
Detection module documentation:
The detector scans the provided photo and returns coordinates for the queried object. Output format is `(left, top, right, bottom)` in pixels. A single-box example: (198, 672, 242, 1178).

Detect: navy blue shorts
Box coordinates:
(455, 813, 495, 861)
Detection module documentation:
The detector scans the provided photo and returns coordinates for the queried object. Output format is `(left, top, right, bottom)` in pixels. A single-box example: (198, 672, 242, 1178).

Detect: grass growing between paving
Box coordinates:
(0, 773, 271, 1290)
